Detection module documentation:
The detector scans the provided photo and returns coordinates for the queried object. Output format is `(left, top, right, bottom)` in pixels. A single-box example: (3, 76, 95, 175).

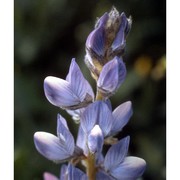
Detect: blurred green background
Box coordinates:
(14, 0, 166, 179)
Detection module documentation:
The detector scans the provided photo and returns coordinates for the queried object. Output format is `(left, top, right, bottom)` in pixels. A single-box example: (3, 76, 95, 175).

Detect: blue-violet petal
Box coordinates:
(34, 132, 73, 162)
(110, 156, 146, 180)
(104, 136, 130, 171)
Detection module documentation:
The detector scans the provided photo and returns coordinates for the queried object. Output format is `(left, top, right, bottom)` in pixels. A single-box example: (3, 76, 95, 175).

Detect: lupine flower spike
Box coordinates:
(34, 7, 146, 180)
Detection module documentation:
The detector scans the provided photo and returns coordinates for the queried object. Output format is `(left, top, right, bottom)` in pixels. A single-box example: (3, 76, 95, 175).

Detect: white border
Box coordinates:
(167, 0, 180, 179)
(0, 0, 179, 179)
(0, 0, 14, 179)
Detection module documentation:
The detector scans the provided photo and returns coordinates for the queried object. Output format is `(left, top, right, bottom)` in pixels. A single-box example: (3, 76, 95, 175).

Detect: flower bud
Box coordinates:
(85, 7, 132, 80)
(97, 56, 126, 98)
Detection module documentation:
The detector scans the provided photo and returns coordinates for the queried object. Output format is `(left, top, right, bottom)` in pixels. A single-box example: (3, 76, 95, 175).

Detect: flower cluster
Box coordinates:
(34, 7, 146, 180)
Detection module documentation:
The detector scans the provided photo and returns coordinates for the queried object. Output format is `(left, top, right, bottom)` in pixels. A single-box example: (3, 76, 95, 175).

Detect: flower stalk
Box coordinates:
(86, 153, 96, 180)
(95, 89, 104, 100)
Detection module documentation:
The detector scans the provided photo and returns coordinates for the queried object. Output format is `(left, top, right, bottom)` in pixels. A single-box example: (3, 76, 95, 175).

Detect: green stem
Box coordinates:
(96, 90, 104, 100)
(86, 153, 96, 180)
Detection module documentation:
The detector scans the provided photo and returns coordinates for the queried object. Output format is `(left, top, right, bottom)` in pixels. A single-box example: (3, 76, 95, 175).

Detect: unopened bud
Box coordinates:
(85, 7, 131, 80)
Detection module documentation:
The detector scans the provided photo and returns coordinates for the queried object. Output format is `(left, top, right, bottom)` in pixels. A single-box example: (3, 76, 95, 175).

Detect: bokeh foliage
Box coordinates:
(15, 0, 166, 179)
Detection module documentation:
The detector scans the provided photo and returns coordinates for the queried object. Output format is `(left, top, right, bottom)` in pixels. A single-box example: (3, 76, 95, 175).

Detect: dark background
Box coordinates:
(14, 0, 166, 179)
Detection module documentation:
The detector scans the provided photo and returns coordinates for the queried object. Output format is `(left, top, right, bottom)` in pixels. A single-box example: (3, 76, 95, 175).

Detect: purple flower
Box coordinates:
(80, 100, 132, 138)
(81, 101, 113, 137)
(85, 7, 132, 79)
(97, 56, 126, 97)
(44, 58, 94, 110)
(34, 114, 82, 163)
(76, 122, 104, 157)
(103, 136, 146, 179)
